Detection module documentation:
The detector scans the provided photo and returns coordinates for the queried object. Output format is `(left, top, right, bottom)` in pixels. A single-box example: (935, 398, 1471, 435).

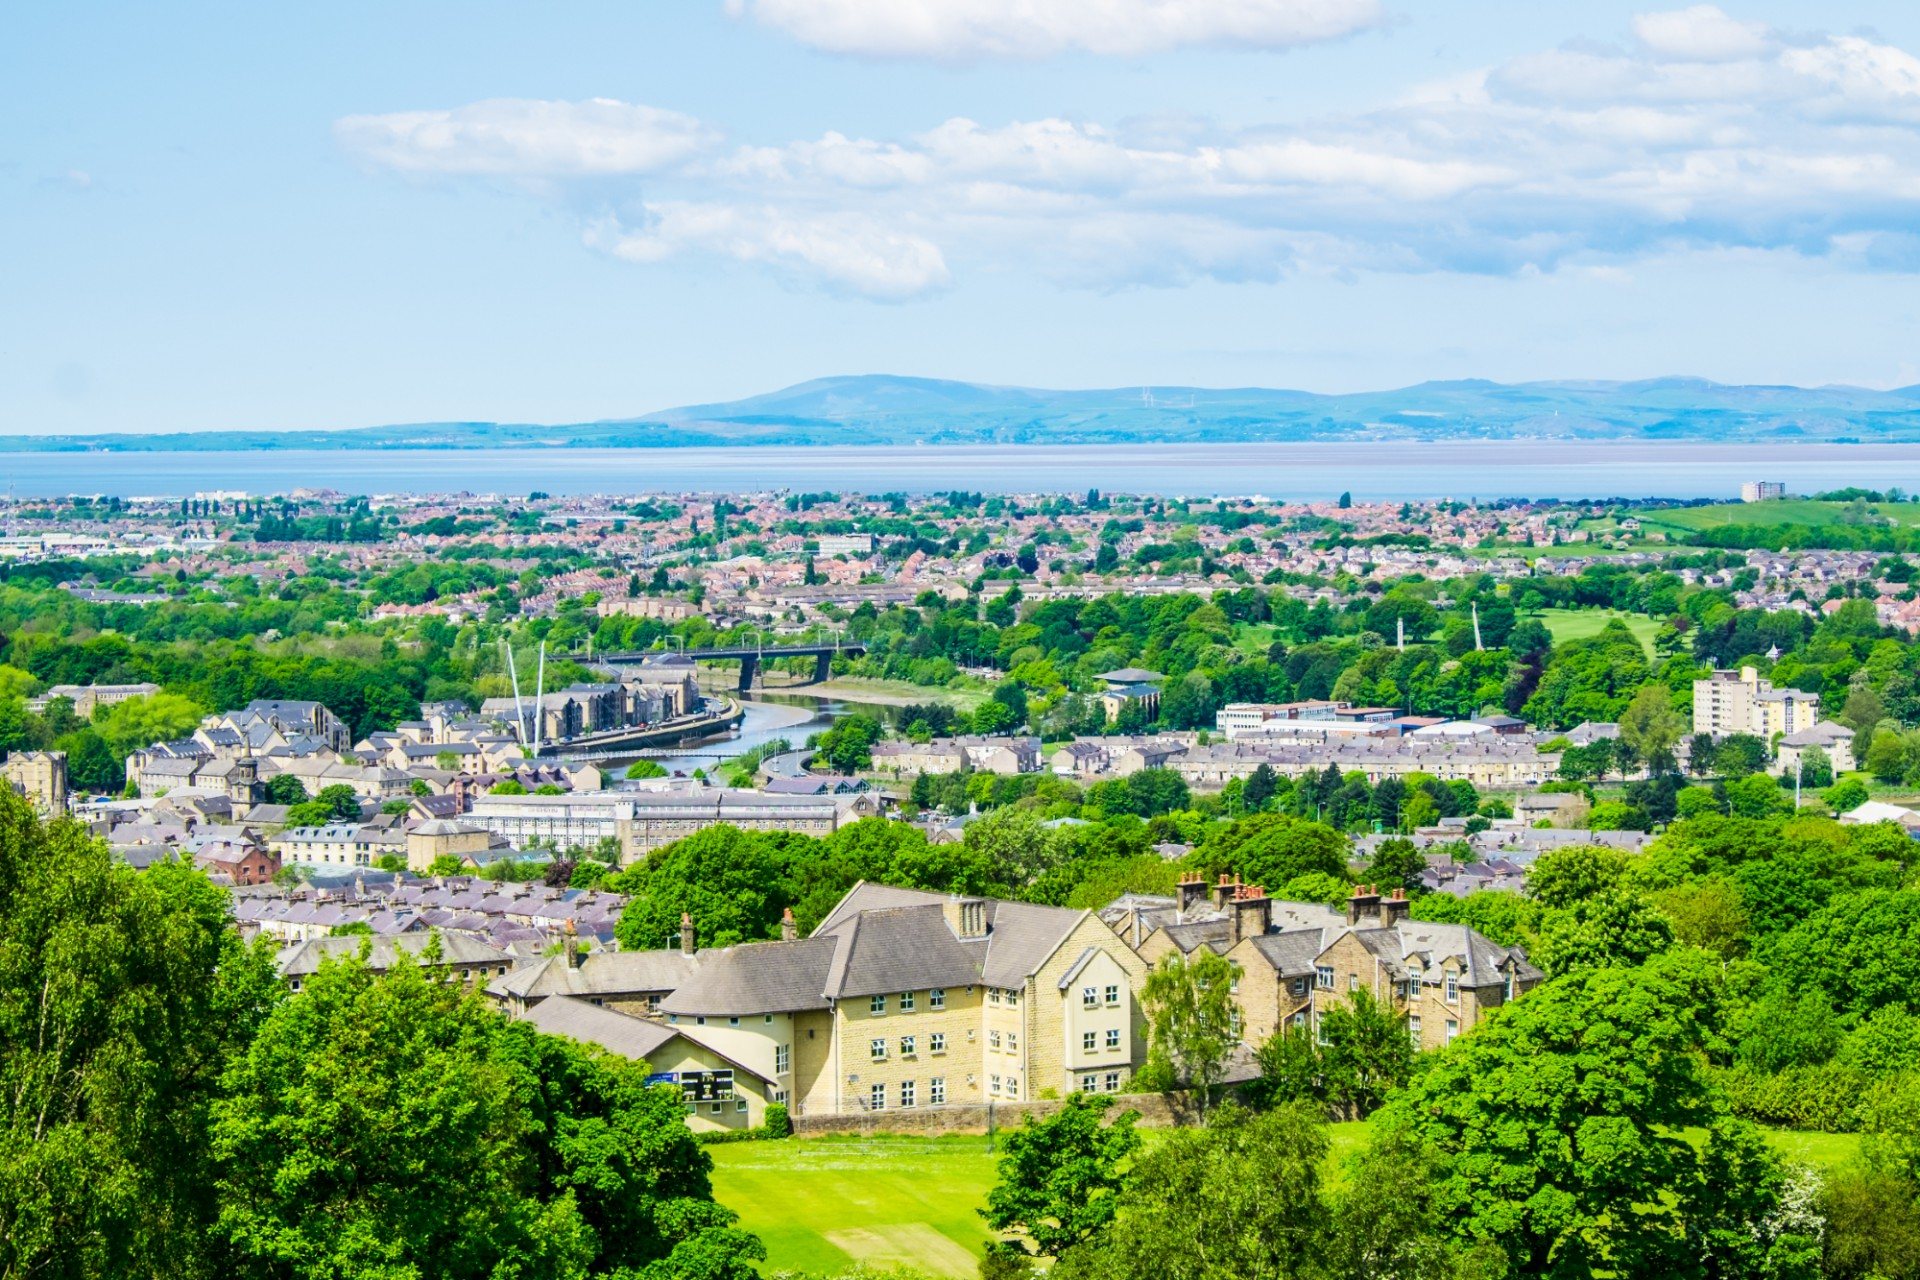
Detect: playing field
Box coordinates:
(710, 1123, 1855, 1275)
(1536, 607, 1662, 655)
(710, 1135, 1000, 1277)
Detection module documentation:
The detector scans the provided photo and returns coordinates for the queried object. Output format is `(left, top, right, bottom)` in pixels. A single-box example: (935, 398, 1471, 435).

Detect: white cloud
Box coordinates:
(335, 98, 716, 177)
(597, 203, 951, 301)
(724, 0, 1383, 60)
(341, 11, 1920, 299)
(1632, 5, 1768, 63)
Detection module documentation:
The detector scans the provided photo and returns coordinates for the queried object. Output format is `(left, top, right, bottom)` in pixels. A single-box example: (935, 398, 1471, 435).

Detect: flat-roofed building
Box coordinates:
(1693, 666, 1820, 742)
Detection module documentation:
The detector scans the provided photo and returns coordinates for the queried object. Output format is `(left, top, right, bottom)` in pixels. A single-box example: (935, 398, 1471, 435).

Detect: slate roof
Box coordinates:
(814, 882, 1089, 990)
(818, 905, 982, 998)
(275, 931, 512, 977)
(520, 995, 681, 1061)
(658, 936, 840, 1016)
(490, 947, 707, 1001)
(1244, 930, 1324, 978)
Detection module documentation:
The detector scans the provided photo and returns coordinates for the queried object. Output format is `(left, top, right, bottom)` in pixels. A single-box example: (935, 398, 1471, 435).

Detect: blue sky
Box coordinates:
(6, 0, 1920, 433)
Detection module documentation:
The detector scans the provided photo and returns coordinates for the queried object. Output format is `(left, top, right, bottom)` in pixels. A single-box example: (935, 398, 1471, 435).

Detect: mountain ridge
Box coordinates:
(10, 374, 1920, 451)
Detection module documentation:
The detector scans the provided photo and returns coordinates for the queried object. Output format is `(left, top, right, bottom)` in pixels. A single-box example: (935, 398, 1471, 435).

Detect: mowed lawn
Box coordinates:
(1536, 607, 1662, 655)
(712, 1124, 1856, 1276)
(710, 1136, 999, 1277)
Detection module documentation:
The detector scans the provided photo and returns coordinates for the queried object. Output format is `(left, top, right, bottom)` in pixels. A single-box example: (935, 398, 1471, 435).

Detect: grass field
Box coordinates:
(1633, 499, 1920, 534)
(1536, 607, 1662, 655)
(709, 1123, 1854, 1275)
(710, 1135, 998, 1277)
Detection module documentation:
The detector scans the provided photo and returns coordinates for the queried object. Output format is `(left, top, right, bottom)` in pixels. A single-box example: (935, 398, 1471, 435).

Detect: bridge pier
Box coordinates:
(737, 655, 759, 693)
(814, 652, 832, 684)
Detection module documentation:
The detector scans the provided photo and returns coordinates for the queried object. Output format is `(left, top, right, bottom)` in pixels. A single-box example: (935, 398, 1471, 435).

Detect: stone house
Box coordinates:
(648, 882, 1151, 1114)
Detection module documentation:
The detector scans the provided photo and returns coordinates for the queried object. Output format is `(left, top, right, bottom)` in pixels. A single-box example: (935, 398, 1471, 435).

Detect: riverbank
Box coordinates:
(765, 676, 990, 710)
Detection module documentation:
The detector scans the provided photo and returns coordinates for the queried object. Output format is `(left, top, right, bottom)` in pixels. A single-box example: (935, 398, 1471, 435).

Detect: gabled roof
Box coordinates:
(275, 931, 510, 977)
(1243, 930, 1322, 978)
(818, 905, 982, 998)
(812, 882, 1089, 989)
(658, 936, 839, 1016)
(490, 947, 705, 1000)
(519, 994, 681, 1062)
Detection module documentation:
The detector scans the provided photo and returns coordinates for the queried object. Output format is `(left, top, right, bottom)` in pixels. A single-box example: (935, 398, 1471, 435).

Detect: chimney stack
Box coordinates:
(680, 912, 696, 957)
(1231, 884, 1269, 946)
(780, 907, 797, 943)
(1176, 874, 1208, 920)
(1378, 887, 1411, 928)
(1347, 884, 1381, 927)
(1212, 873, 1238, 911)
(564, 918, 581, 969)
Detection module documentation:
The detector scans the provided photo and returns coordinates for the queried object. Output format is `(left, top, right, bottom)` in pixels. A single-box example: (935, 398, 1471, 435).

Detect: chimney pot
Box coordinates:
(1230, 882, 1268, 946)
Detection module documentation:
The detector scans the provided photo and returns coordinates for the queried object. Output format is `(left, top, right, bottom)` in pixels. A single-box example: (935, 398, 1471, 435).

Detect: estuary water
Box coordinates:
(10, 441, 1920, 501)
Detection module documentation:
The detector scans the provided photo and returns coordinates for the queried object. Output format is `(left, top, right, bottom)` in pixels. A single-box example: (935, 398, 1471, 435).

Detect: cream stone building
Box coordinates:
(1693, 666, 1821, 742)
(645, 883, 1151, 1114)
(2, 750, 69, 815)
(1116, 877, 1542, 1054)
(520, 995, 782, 1133)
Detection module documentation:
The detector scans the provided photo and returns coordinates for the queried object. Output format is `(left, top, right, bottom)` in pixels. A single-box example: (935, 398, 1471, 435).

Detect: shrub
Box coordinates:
(763, 1103, 792, 1139)
(1714, 1061, 1895, 1132)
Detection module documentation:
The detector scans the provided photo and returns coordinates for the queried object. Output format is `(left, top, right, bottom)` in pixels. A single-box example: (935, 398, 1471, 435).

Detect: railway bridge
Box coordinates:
(602, 640, 868, 693)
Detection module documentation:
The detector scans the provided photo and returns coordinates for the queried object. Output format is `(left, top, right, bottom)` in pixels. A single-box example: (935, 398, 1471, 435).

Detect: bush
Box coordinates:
(1715, 1061, 1894, 1132)
(763, 1103, 791, 1139)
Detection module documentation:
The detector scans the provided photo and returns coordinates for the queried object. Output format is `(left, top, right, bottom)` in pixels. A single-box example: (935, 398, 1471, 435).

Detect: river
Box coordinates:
(13, 441, 1920, 500)
(616, 690, 900, 771)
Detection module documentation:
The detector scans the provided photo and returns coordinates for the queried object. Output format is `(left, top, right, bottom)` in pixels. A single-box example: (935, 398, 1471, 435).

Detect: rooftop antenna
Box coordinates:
(502, 640, 528, 749)
(1472, 602, 1484, 651)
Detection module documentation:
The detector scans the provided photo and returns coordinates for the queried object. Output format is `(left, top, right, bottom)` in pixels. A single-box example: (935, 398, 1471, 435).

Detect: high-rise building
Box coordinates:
(1740, 481, 1784, 503)
(1693, 666, 1819, 741)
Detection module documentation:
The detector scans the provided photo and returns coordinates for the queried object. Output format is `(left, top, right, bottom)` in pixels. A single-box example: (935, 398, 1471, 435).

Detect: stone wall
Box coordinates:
(791, 1088, 1213, 1137)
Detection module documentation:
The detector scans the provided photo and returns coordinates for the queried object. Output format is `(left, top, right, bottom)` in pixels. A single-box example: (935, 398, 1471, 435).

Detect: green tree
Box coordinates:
(813, 713, 885, 773)
(1618, 682, 1684, 771)
(1368, 950, 1796, 1279)
(1823, 776, 1869, 814)
(625, 759, 669, 780)
(1868, 730, 1911, 784)
(1363, 836, 1426, 893)
(91, 690, 207, 759)
(315, 782, 363, 819)
(1051, 1103, 1333, 1280)
(0, 791, 279, 1280)
(981, 1093, 1140, 1258)
(1242, 763, 1278, 811)
(610, 825, 790, 949)
(213, 945, 763, 1280)
(284, 800, 335, 827)
(1317, 988, 1414, 1121)
(264, 773, 309, 806)
(1137, 951, 1241, 1114)
(1727, 773, 1786, 819)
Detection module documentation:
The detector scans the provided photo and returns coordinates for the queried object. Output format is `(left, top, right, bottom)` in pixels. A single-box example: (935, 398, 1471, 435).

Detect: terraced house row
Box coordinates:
(485, 874, 1540, 1129)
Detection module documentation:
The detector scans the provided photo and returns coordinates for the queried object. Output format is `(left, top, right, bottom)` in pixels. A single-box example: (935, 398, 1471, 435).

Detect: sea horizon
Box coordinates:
(7, 439, 1920, 502)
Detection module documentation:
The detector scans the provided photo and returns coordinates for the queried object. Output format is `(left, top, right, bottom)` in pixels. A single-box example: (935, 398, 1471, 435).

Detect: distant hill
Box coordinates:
(11, 374, 1920, 451)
